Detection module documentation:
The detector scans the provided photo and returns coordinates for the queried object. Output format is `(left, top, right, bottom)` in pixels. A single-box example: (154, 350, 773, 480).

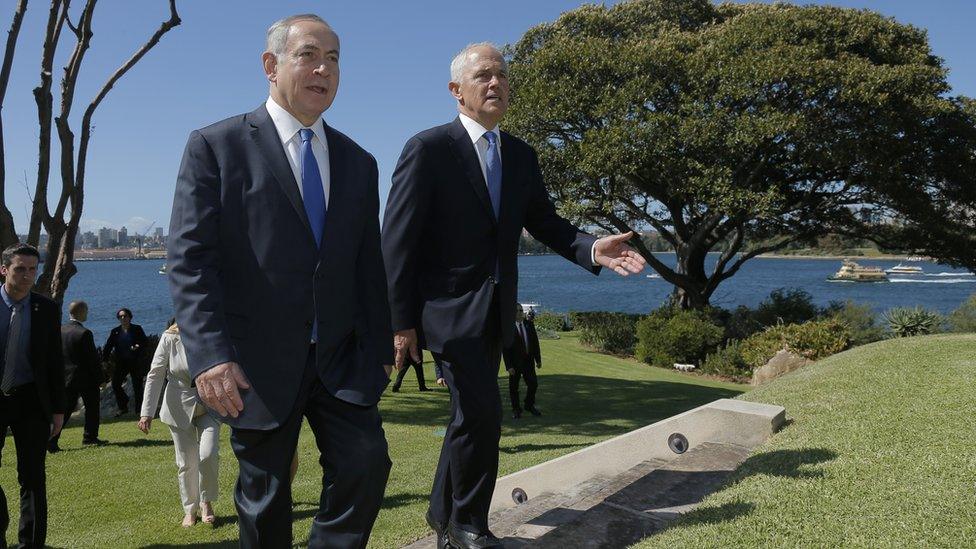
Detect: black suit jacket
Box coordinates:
(503, 319, 541, 372)
(23, 292, 66, 418)
(62, 320, 103, 387)
(382, 118, 598, 354)
(168, 104, 393, 430)
(103, 324, 148, 364)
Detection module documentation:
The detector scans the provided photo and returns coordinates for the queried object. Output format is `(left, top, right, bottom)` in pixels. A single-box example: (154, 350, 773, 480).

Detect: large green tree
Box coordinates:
(505, 0, 976, 309)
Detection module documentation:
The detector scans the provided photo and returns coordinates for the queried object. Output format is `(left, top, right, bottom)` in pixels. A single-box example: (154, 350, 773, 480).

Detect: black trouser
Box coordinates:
(429, 297, 503, 535)
(230, 348, 391, 549)
(0, 385, 50, 549)
(50, 380, 100, 446)
(111, 357, 144, 413)
(508, 360, 538, 412)
(391, 358, 427, 391)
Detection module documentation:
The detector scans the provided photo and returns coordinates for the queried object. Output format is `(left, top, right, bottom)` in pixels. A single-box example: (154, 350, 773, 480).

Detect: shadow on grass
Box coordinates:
(733, 447, 837, 480)
(499, 442, 588, 454)
(382, 374, 744, 439)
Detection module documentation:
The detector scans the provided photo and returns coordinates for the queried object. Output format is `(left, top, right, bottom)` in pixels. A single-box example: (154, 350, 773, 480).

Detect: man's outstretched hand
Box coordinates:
(594, 231, 646, 276)
(394, 329, 422, 371)
(196, 361, 250, 418)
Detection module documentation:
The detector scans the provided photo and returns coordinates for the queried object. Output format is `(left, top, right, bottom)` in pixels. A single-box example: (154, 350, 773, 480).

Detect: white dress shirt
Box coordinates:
(457, 112, 598, 265)
(265, 96, 330, 208)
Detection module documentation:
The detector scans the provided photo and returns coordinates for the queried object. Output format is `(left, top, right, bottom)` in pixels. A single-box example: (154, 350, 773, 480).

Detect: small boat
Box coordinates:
(828, 260, 888, 282)
(158, 263, 167, 275)
(885, 263, 923, 275)
(906, 256, 927, 262)
(646, 273, 661, 279)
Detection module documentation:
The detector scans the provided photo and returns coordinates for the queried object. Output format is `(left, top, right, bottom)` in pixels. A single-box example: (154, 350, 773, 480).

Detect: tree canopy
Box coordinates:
(505, 0, 976, 308)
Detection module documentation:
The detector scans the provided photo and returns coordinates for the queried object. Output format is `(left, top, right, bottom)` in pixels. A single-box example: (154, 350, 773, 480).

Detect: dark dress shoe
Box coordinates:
(512, 409, 521, 420)
(47, 442, 61, 454)
(525, 405, 542, 417)
(425, 510, 452, 549)
(82, 437, 108, 445)
(419, 387, 432, 392)
(391, 385, 401, 393)
(447, 523, 502, 549)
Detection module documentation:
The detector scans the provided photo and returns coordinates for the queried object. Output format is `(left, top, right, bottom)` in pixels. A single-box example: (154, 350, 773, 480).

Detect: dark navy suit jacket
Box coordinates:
(167, 104, 393, 430)
(382, 118, 598, 355)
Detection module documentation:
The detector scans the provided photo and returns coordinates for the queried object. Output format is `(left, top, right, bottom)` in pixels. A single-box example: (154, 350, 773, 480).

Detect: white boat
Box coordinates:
(646, 273, 661, 279)
(158, 263, 167, 275)
(828, 260, 888, 282)
(906, 256, 927, 262)
(885, 263, 923, 275)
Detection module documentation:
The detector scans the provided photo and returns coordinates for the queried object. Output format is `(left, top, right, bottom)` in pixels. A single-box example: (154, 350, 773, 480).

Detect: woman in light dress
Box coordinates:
(138, 320, 221, 527)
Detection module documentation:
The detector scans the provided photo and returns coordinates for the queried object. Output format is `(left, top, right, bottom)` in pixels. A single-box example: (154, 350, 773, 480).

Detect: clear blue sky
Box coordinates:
(2, 0, 974, 236)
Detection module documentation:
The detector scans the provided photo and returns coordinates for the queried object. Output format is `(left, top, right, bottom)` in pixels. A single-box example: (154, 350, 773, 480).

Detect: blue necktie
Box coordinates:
(299, 128, 327, 247)
(299, 128, 326, 343)
(484, 131, 502, 219)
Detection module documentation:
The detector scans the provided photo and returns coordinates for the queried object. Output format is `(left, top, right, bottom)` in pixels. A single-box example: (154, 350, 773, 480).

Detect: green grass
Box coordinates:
(1, 333, 742, 548)
(635, 334, 976, 548)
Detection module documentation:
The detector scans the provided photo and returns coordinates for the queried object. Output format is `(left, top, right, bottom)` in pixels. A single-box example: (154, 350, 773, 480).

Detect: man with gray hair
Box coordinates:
(383, 43, 645, 548)
(168, 13, 393, 548)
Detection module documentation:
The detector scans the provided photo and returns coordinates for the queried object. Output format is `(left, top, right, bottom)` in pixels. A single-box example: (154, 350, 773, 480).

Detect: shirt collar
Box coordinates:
(0, 285, 29, 309)
(458, 112, 500, 148)
(265, 96, 328, 150)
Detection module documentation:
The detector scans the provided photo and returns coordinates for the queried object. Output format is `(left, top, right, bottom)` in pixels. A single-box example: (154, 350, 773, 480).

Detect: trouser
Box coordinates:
(170, 413, 221, 515)
(51, 381, 100, 445)
(429, 297, 503, 535)
(508, 361, 538, 412)
(111, 358, 144, 413)
(230, 347, 391, 549)
(392, 358, 427, 391)
(0, 385, 50, 549)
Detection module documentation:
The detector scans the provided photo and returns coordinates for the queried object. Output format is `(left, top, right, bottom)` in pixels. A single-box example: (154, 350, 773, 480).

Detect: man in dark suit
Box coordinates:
(504, 305, 542, 420)
(168, 14, 393, 548)
(382, 43, 645, 549)
(0, 243, 66, 548)
(102, 307, 148, 416)
(49, 300, 106, 452)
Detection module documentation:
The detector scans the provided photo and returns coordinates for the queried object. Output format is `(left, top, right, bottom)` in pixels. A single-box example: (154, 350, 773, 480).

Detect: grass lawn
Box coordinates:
(635, 333, 976, 548)
(2, 333, 743, 548)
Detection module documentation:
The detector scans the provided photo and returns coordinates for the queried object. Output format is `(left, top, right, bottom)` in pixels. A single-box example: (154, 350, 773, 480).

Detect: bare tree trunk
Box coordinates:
(0, 0, 30, 248)
(40, 0, 181, 302)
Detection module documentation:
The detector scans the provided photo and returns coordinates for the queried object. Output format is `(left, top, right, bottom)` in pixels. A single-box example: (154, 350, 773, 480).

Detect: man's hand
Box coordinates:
(536, 361, 542, 370)
(594, 231, 646, 276)
(50, 413, 64, 439)
(394, 329, 421, 371)
(137, 416, 152, 434)
(507, 368, 516, 376)
(196, 361, 250, 418)
(436, 378, 446, 387)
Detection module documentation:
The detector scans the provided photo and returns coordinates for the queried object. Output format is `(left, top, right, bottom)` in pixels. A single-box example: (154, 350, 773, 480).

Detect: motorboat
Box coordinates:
(828, 260, 888, 282)
(885, 263, 923, 275)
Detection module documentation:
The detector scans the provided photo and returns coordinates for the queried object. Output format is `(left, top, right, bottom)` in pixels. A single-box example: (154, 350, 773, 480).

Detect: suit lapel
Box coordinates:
(498, 131, 523, 228)
(448, 118, 496, 225)
(246, 105, 314, 241)
(319, 123, 347, 259)
(28, 294, 42, 375)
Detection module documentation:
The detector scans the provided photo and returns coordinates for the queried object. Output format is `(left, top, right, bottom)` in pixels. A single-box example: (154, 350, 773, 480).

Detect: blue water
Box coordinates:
(63, 255, 975, 342)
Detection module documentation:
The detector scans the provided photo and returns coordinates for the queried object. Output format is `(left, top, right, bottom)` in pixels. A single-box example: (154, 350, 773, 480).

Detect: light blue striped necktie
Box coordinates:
(484, 131, 502, 219)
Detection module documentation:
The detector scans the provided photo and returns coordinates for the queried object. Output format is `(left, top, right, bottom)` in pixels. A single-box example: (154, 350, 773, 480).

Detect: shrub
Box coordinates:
(721, 305, 764, 340)
(948, 294, 976, 333)
(533, 311, 570, 332)
(739, 319, 851, 369)
(635, 309, 724, 368)
(576, 312, 640, 355)
(701, 340, 750, 378)
(883, 306, 944, 338)
(753, 287, 819, 328)
(824, 300, 885, 346)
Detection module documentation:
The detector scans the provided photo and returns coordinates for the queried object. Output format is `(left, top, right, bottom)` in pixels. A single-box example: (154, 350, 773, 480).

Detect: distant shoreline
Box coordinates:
(517, 251, 923, 261)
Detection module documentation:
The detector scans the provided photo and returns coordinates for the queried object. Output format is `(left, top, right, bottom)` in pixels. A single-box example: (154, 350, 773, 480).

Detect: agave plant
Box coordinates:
(883, 306, 943, 338)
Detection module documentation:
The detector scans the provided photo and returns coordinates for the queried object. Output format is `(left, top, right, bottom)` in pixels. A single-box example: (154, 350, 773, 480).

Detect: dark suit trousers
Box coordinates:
(111, 358, 144, 413)
(429, 298, 503, 535)
(51, 381, 100, 446)
(508, 361, 538, 412)
(230, 347, 391, 549)
(0, 386, 50, 549)
(392, 359, 427, 391)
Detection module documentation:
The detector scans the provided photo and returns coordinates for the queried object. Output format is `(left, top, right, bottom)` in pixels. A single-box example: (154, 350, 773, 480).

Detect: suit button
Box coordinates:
(488, 276, 496, 285)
